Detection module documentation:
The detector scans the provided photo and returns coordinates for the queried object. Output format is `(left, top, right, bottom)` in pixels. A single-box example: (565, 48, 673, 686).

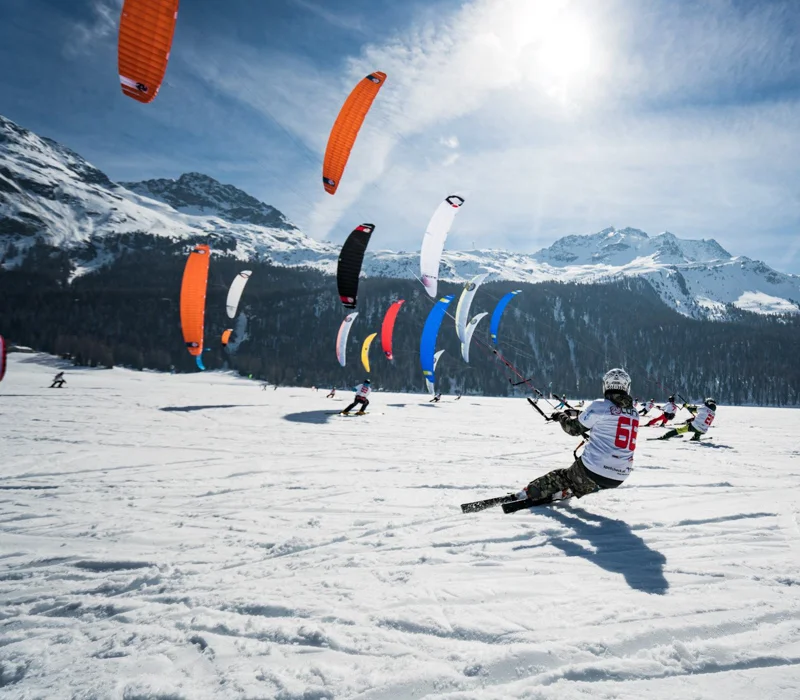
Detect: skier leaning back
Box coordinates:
(657, 398, 716, 442)
(521, 368, 640, 502)
(341, 379, 371, 415)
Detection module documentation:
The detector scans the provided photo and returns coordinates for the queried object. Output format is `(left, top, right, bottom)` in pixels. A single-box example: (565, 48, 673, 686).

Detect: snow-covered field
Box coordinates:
(2, 354, 800, 699)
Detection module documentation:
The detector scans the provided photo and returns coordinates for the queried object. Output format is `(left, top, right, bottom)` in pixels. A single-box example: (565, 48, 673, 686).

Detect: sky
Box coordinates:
(2, 0, 800, 273)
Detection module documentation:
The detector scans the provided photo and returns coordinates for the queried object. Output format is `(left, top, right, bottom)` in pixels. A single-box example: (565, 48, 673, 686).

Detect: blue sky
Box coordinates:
(2, 0, 800, 273)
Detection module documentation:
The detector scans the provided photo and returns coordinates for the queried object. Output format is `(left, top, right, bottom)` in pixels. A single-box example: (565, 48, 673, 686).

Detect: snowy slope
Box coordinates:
(1, 114, 798, 317)
(2, 354, 800, 699)
(0, 115, 337, 273)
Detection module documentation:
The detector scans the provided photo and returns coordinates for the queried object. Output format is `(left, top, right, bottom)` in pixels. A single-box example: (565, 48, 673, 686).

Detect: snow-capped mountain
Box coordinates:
(120, 172, 292, 229)
(0, 115, 335, 273)
(1, 114, 798, 318)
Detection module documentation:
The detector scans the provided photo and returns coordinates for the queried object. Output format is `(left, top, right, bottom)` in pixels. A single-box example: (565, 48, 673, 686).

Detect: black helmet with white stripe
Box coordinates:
(704, 397, 716, 410)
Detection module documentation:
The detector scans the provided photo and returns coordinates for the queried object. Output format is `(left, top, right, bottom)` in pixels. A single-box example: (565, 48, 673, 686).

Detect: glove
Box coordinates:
(550, 411, 564, 421)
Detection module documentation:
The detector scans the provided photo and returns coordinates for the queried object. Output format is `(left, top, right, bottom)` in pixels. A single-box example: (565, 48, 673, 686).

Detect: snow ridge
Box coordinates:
(1, 114, 798, 318)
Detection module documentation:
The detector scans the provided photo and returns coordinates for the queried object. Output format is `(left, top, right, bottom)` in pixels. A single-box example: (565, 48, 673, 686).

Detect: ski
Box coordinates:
(502, 495, 556, 514)
(460, 494, 518, 513)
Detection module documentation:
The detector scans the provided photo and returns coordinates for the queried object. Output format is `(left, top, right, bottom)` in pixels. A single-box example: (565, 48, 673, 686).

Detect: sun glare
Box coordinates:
(508, 2, 606, 107)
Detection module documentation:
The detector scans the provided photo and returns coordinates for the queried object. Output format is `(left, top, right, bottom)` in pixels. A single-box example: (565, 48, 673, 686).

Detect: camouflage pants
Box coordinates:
(526, 457, 600, 499)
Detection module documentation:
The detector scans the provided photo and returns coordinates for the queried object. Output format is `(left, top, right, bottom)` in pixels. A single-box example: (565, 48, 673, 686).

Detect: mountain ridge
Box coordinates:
(1, 113, 798, 319)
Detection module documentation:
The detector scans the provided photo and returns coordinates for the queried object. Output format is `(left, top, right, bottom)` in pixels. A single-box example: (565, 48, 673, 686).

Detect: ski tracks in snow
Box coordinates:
(2, 356, 800, 698)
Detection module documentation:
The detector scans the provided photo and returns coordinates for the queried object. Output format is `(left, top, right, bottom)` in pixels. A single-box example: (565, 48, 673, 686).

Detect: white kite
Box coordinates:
(425, 349, 446, 394)
(336, 312, 359, 367)
(460, 312, 488, 363)
(420, 195, 465, 297)
(454, 272, 489, 343)
(226, 270, 252, 319)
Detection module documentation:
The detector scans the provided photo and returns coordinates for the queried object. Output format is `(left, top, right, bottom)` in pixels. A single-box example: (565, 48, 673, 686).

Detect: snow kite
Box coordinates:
(455, 272, 489, 343)
(381, 300, 404, 360)
(361, 332, 377, 374)
(461, 312, 488, 363)
(323, 72, 386, 195)
(336, 312, 359, 367)
(420, 295, 454, 392)
(226, 271, 252, 319)
(118, 0, 179, 103)
(426, 350, 445, 394)
(180, 244, 210, 362)
(420, 195, 465, 298)
(0, 335, 6, 382)
(337, 224, 374, 308)
(490, 290, 522, 344)
(221, 329, 233, 346)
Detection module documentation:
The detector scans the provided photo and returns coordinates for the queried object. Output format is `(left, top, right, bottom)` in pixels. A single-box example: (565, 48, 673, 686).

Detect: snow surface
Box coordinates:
(2, 355, 800, 699)
(734, 291, 800, 315)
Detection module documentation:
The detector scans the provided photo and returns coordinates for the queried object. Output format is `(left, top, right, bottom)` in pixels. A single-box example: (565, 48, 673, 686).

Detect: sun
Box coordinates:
(536, 17, 594, 85)
(509, 3, 606, 106)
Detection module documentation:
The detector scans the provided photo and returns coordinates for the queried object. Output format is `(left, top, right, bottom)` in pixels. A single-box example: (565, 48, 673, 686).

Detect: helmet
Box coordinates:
(668, 395, 675, 402)
(704, 397, 716, 410)
(602, 368, 631, 394)
(364, 379, 371, 385)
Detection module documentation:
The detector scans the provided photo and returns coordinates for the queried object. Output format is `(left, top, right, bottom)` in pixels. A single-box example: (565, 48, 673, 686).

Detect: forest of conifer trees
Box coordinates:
(1, 241, 798, 405)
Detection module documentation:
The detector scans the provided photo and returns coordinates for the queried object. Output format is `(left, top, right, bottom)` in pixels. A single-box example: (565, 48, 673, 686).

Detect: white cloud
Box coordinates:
(64, 0, 122, 58)
(183, 0, 800, 271)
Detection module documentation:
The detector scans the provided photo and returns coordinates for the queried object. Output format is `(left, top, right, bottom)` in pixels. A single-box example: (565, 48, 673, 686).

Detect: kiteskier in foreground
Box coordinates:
(524, 367, 639, 501)
(463, 368, 640, 514)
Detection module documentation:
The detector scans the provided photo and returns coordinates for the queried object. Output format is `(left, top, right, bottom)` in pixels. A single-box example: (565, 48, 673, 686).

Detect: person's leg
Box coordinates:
(526, 458, 598, 500)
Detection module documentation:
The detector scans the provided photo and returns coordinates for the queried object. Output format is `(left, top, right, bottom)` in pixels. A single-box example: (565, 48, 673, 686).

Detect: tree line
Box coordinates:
(1, 239, 798, 405)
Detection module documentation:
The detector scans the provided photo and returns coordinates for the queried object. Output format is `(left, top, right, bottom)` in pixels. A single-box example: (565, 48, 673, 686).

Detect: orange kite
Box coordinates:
(322, 72, 386, 195)
(180, 244, 210, 357)
(118, 0, 180, 103)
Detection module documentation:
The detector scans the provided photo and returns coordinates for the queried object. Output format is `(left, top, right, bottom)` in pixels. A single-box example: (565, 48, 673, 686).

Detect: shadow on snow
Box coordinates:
(515, 506, 669, 595)
(159, 404, 261, 412)
(282, 410, 337, 424)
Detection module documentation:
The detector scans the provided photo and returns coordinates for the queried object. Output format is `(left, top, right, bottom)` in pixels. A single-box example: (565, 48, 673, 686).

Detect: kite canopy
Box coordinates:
(420, 295, 454, 391)
(195, 355, 206, 371)
(0, 335, 6, 382)
(426, 349, 445, 394)
(455, 272, 489, 342)
(336, 312, 359, 367)
(180, 244, 210, 357)
(361, 332, 377, 374)
(323, 72, 386, 195)
(221, 329, 233, 346)
(381, 300, 405, 360)
(490, 290, 522, 345)
(420, 195, 465, 298)
(337, 224, 374, 308)
(226, 271, 252, 319)
(461, 311, 488, 363)
(118, 0, 179, 103)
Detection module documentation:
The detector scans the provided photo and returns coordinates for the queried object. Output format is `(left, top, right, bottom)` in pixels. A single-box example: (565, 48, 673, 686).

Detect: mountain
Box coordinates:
(120, 172, 292, 229)
(1, 113, 799, 319)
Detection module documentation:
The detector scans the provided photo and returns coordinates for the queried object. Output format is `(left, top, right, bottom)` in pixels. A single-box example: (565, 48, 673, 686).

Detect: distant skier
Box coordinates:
(49, 372, 66, 388)
(455, 393, 462, 401)
(639, 398, 655, 416)
(326, 387, 336, 399)
(646, 395, 679, 427)
(430, 393, 442, 403)
(341, 379, 371, 415)
(554, 394, 567, 409)
(657, 398, 716, 442)
(517, 368, 639, 504)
